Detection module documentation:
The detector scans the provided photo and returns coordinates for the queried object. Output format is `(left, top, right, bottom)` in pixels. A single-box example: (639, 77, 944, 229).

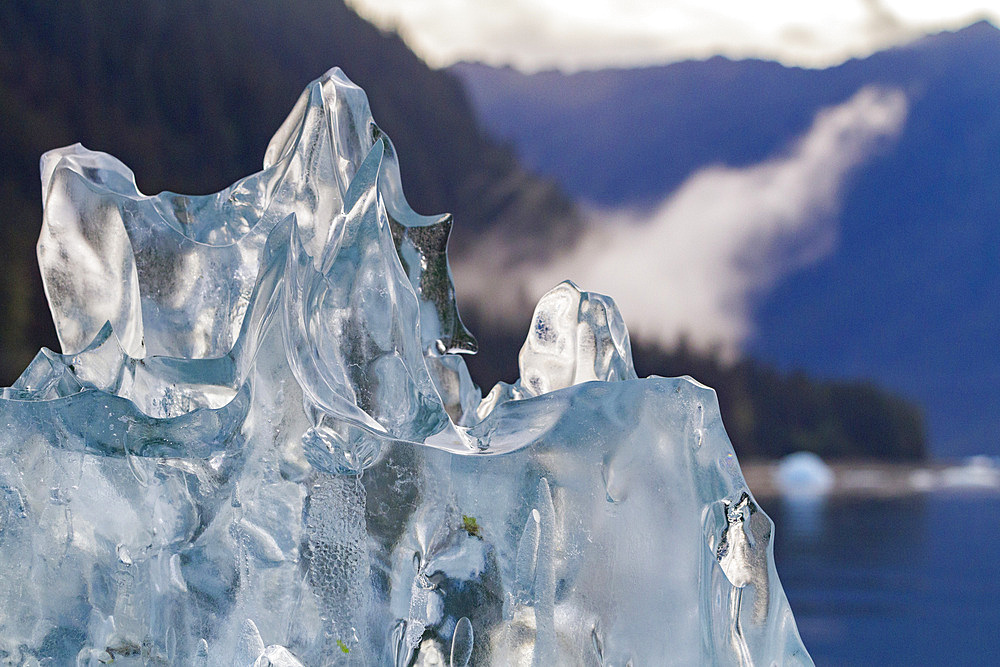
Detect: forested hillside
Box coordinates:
(467, 328, 925, 461)
(0, 0, 579, 377)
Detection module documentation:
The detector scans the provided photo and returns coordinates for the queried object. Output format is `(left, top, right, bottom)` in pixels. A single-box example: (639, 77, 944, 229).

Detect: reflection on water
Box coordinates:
(776, 496, 827, 538)
(764, 492, 1000, 665)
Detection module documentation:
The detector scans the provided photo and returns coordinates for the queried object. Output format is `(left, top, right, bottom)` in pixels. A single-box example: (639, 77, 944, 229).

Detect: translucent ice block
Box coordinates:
(0, 68, 811, 665)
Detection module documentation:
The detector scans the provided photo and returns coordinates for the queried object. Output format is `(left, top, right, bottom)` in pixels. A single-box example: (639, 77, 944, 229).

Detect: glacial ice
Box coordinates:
(775, 452, 835, 499)
(0, 68, 811, 665)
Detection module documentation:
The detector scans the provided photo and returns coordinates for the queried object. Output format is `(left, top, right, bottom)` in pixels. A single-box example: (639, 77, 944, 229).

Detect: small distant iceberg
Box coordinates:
(775, 452, 835, 499)
(939, 456, 1000, 489)
(909, 456, 1000, 492)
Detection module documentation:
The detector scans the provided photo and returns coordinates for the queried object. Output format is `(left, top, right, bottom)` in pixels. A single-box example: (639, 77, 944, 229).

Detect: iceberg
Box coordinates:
(776, 452, 835, 499)
(0, 68, 811, 665)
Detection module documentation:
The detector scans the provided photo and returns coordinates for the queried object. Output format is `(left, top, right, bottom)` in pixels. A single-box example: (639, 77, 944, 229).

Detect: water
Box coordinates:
(765, 492, 1000, 665)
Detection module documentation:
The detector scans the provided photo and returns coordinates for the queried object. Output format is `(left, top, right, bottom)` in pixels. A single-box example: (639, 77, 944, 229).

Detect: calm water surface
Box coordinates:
(765, 493, 1000, 665)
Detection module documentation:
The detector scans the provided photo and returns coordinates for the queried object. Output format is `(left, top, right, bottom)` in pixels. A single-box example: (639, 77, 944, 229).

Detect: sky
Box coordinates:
(346, 0, 999, 71)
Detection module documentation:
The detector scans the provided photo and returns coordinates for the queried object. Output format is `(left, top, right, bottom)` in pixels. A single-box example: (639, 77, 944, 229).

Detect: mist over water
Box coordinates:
(455, 87, 908, 357)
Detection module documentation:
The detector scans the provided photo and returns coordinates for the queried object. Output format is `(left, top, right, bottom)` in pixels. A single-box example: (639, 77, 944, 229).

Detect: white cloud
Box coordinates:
(454, 87, 908, 356)
(347, 0, 998, 71)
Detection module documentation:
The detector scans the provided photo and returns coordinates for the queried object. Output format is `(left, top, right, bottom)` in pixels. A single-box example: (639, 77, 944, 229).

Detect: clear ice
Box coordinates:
(0, 68, 811, 665)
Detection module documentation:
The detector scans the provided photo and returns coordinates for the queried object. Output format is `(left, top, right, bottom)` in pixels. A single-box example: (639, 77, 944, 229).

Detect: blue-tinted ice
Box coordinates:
(0, 68, 811, 665)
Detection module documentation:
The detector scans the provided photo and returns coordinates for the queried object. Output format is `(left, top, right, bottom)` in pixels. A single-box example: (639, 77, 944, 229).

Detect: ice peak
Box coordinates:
(1, 69, 811, 665)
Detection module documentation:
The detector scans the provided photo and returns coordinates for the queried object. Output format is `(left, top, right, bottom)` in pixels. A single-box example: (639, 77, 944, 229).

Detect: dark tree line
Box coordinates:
(466, 327, 926, 461)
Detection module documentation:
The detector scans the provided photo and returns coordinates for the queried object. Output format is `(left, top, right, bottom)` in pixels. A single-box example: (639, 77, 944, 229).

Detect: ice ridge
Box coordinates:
(0, 67, 812, 665)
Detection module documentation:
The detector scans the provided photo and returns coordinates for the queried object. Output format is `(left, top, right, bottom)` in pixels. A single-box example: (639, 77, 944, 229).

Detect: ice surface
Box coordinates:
(0, 68, 811, 665)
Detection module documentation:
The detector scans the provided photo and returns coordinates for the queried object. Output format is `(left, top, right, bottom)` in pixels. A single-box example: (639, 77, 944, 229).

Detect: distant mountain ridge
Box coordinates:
(452, 21, 1000, 458)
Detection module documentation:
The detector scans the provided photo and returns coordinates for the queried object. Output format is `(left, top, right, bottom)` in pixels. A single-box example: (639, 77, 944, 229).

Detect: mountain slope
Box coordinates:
(452, 21, 1000, 457)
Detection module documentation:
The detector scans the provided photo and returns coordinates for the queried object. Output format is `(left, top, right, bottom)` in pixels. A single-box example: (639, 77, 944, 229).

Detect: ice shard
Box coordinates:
(0, 68, 811, 665)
